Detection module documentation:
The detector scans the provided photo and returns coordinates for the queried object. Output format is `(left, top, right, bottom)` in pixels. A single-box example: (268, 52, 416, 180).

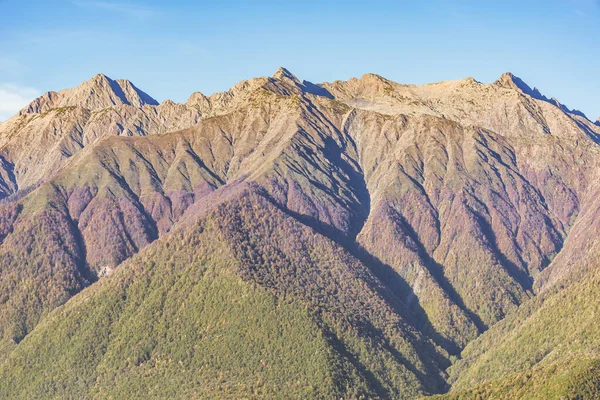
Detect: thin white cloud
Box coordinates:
(0, 84, 40, 122)
(72, 1, 156, 19)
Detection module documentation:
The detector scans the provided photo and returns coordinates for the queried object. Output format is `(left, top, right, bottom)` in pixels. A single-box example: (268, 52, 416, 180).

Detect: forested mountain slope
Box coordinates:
(0, 68, 599, 398)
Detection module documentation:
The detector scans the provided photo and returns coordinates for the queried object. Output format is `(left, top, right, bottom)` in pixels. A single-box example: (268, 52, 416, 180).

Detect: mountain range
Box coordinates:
(0, 67, 599, 399)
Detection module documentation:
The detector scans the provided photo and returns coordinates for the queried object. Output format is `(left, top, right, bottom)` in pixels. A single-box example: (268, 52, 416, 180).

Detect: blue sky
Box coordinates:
(0, 0, 598, 121)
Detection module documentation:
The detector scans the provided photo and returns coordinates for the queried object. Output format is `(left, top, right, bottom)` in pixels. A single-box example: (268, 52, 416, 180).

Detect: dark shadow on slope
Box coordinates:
(105, 169, 160, 243)
(272, 96, 471, 356)
(254, 185, 459, 360)
(325, 318, 449, 397)
(510, 76, 549, 103)
(104, 75, 159, 107)
(573, 118, 600, 144)
(262, 100, 464, 354)
(388, 208, 487, 335)
(471, 210, 534, 294)
(548, 97, 589, 120)
(184, 148, 226, 185)
(302, 80, 334, 99)
(322, 136, 371, 240)
(126, 81, 159, 106)
(354, 242, 466, 356)
(511, 74, 594, 125)
(64, 208, 97, 287)
(0, 156, 17, 201)
(281, 130, 370, 242)
(298, 96, 371, 241)
(320, 324, 391, 398)
(105, 76, 133, 106)
(363, 319, 450, 394)
(227, 186, 451, 395)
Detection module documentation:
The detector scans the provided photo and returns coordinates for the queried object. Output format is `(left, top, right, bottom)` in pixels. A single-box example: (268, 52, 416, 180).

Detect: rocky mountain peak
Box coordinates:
(21, 73, 158, 115)
(186, 91, 208, 106)
(495, 72, 592, 120)
(495, 72, 546, 100)
(463, 76, 480, 84)
(359, 72, 390, 84)
(272, 66, 301, 83)
(1, 67, 600, 398)
(269, 67, 306, 95)
(113, 78, 159, 107)
(337, 72, 396, 95)
(89, 72, 110, 84)
(495, 71, 517, 86)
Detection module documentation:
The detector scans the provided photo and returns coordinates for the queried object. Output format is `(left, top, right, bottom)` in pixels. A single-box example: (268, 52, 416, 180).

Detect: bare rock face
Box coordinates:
(0, 75, 208, 192)
(324, 71, 600, 143)
(22, 74, 158, 114)
(1, 67, 600, 397)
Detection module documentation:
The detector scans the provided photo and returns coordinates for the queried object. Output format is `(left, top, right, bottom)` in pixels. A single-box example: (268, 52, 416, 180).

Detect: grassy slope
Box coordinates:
(0, 205, 89, 358)
(430, 358, 600, 400)
(0, 198, 346, 399)
(428, 256, 600, 398)
(0, 188, 450, 398)
(0, 100, 278, 356)
(2, 72, 600, 399)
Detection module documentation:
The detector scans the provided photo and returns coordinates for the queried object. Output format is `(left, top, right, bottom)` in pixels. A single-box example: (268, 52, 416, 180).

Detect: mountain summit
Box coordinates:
(21, 73, 158, 114)
(272, 66, 301, 82)
(0, 69, 599, 399)
(494, 71, 547, 99)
